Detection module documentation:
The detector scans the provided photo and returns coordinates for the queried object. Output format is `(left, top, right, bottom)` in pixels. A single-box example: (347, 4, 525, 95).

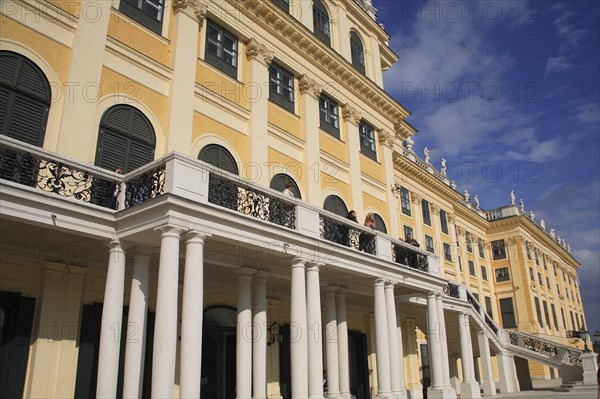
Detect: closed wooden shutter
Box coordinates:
(198, 144, 239, 175)
(323, 195, 348, 217)
(373, 214, 387, 233)
(95, 105, 155, 173)
(0, 51, 50, 146)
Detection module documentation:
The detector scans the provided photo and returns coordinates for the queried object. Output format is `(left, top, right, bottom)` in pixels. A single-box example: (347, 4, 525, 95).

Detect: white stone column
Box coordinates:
(458, 313, 480, 398)
(435, 294, 452, 389)
(97, 240, 126, 399)
(307, 264, 324, 399)
(152, 228, 182, 399)
(403, 318, 423, 399)
(374, 278, 392, 398)
(336, 288, 351, 398)
(476, 331, 496, 396)
(291, 259, 309, 398)
(253, 273, 268, 399)
(426, 292, 443, 389)
(299, 74, 322, 206)
(430, 204, 443, 274)
(246, 38, 273, 186)
(56, 0, 112, 157)
(324, 287, 340, 398)
(384, 282, 404, 398)
(180, 232, 207, 399)
(395, 309, 408, 399)
(236, 268, 255, 399)
(496, 352, 518, 393)
(343, 104, 363, 212)
(298, 0, 314, 30)
(165, 4, 203, 153)
(369, 32, 384, 87)
(123, 251, 151, 399)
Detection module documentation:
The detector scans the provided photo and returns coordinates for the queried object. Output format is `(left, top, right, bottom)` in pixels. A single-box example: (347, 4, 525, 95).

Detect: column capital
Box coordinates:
(430, 203, 440, 215)
(185, 230, 210, 243)
(427, 291, 438, 299)
(234, 267, 256, 278)
(410, 191, 422, 204)
(291, 257, 308, 268)
(172, 0, 208, 26)
(342, 103, 361, 125)
(335, 287, 348, 296)
(447, 213, 456, 224)
(299, 74, 322, 99)
(377, 128, 394, 149)
(156, 225, 185, 238)
(306, 262, 323, 272)
(374, 277, 386, 287)
(384, 280, 396, 289)
(254, 271, 269, 280)
(324, 285, 338, 294)
(246, 38, 274, 66)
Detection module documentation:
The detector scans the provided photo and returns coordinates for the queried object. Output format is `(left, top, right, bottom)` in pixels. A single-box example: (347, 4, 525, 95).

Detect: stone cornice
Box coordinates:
(236, 0, 410, 124)
(488, 216, 579, 268)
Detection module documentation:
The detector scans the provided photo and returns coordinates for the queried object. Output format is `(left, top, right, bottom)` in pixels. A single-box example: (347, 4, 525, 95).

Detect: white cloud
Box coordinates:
(545, 56, 574, 76)
(574, 102, 600, 125)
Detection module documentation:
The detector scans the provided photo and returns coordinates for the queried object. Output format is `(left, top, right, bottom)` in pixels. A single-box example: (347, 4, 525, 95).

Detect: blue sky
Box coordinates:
(377, 0, 600, 340)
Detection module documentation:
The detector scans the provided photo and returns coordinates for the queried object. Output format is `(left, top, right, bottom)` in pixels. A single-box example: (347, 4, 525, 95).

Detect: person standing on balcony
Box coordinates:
(359, 213, 376, 252)
(104, 167, 123, 209)
(282, 182, 295, 197)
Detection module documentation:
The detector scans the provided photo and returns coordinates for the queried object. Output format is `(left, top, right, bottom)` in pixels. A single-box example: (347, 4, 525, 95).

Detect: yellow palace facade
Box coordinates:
(0, 0, 594, 398)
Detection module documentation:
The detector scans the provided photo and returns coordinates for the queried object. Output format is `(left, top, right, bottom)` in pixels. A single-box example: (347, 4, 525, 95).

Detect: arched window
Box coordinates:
(373, 213, 387, 233)
(198, 144, 239, 175)
(0, 51, 51, 146)
(323, 195, 348, 217)
(203, 306, 237, 328)
(270, 173, 301, 199)
(313, 0, 331, 46)
(350, 31, 365, 74)
(95, 105, 155, 173)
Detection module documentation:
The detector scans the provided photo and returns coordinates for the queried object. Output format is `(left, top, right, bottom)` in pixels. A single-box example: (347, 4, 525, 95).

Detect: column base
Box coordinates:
(407, 385, 423, 399)
(392, 388, 408, 399)
(460, 380, 480, 399)
(480, 380, 496, 396)
(427, 386, 457, 399)
(449, 376, 461, 395)
(326, 393, 343, 399)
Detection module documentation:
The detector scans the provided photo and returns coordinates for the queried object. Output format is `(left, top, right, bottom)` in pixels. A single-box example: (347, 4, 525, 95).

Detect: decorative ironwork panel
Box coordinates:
(567, 350, 582, 367)
(392, 243, 428, 272)
(319, 215, 376, 255)
(446, 283, 459, 298)
(508, 331, 559, 360)
(0, 147, 121, 209)
(208, 173, 296, 230)
(125, 166, 165, 208)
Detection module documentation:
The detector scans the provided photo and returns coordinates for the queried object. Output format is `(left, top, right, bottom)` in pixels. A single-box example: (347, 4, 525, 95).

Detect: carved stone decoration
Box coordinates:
(549, 228, 556, 239)
(403, 137, 414, 151)
(540, 219, 546, 230)
(246, 38, 274, 65)
(450, 180, 457, 189)
(172, 0, 189, 13)
(192, 2, 208, 25)
(474, 194, 480, 208)
(342, 103, 361, 125)
(299, 74, 321, 98)
(377, 128, 394, 149)
(430, 203, 440, 215)
(447, 213, 456, 224)
(507, 237, 518, 246)
(410, 192, 422, 204)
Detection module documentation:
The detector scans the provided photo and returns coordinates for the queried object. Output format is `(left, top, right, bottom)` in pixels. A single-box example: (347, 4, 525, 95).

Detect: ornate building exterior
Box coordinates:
(0, 0, 593, 398)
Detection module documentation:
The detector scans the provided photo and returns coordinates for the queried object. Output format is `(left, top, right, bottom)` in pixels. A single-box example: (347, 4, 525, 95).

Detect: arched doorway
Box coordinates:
(201, 306, 237, 399)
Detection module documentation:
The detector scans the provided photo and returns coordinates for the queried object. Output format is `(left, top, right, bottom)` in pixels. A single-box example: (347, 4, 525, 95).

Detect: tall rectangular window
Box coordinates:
(529, 267, 534, 281)
(492, 239, 507, 260)
(313, 0, 331, 45)
(400, 187, 411, 216)
(120, 0, 164, 34)
(546, 277, 551, 289)
(570, 311, 576, 330)
(561, 308, 567, 330)
(272, 0, 289, 12)
(466, 231, 473, 253)
(205, 20, 238, 79)
(556, 284, 560, 295)
(553, 262, 557, 276)
(422, 199, 431, 226)
(551, 304, 559, 330)
(543, 301, 551, 327)
(543, 255, 547, 270)
(499, 298, 517, 328)
(455, 226, 460, 247)
(534, 248, 539, 265)
(444, 243, 452, 262)
(526, 241, 532, 260)
(359, 120, 377, 161)
(269, 63, 295, 113)
(425, 235, 434, 253)
(495, 267, 510, 282)
(478, 238, 485, 258)
(440, 209, 448, 234)
(580, 314, 585, 330)
(458, 256, 463, 271)
(481, 265, 488, 281)
(319, 94, 339, 138)
(469, 260, 476, 276)
(538, 272, 543, 285)
(534, 297, 543, 327)
(485, 296, 493, 319)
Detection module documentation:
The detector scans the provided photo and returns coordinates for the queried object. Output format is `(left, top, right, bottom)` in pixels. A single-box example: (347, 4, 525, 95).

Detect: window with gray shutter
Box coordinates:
(0, 51, 50, 147)
(323, 195, 348, 217)
(95, 105, 156, 173)
(373, 214, 387, 234)
(198, 144, 239, 175)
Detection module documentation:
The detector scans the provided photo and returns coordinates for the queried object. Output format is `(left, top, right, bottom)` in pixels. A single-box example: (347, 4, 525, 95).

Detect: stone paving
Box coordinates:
(489, 379, 599, 399)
